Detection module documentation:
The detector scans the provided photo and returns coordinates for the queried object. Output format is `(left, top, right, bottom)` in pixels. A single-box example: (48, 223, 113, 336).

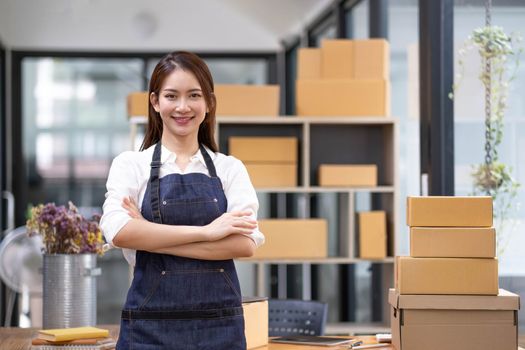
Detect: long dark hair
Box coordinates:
(140, 51, 218, 152)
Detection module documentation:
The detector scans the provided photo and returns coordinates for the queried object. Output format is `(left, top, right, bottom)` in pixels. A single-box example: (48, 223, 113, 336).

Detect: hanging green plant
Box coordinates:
(451, 22, 522, 255)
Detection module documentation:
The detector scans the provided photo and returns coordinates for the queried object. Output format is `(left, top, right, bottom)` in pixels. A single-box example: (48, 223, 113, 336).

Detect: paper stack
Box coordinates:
(31, 326, 115, 350)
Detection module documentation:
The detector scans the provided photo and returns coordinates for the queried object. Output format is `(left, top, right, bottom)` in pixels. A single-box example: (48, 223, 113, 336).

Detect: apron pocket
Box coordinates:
(162, 198, 221, 226)
(137, 268, 241, 310)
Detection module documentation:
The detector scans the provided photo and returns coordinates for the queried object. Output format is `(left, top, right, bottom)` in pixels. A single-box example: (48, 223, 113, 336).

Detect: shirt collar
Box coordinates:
(159, 144, 216, 167)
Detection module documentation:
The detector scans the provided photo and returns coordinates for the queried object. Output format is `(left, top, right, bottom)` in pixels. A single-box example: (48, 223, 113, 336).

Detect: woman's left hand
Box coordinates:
(122, 196, 144, 220)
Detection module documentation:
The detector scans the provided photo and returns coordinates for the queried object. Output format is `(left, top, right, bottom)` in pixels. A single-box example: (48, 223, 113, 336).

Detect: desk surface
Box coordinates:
(3, 326, 525, 350)
(0, 326, 389, 350)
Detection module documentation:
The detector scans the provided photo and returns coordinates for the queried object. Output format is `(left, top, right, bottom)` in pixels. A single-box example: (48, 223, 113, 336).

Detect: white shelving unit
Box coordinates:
(129, 115, 399, 334)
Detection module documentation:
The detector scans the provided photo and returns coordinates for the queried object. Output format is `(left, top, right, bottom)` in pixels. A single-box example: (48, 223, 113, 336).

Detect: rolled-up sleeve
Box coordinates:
(100, 152, 140, 247)
(223, 158, 265, 247)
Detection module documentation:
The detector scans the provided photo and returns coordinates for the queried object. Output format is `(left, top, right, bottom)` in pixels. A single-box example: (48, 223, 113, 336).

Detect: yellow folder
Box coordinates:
(38, 326, 109, 342)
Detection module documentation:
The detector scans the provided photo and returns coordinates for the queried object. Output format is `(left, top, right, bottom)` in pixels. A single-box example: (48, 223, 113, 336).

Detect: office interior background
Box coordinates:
(1, 0, 524, 334)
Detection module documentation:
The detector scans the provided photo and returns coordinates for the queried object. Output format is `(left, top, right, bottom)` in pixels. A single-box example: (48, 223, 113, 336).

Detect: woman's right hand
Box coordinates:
(204, 210, 257, 241)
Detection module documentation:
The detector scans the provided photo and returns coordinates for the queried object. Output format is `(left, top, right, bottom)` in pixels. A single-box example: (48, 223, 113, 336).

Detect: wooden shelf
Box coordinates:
(129, 112, 399, 326)
(253, 186, 395, 193)
(238, 257, 395, 264)
(217, 115, 396, 125)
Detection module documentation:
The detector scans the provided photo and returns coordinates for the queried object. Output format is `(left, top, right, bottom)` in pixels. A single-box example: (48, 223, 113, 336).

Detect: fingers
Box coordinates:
(228, 210, 254, 218)
(224, 212, 257, 225)
(232, 217, 257, 229)
(122, 196, 142, 219)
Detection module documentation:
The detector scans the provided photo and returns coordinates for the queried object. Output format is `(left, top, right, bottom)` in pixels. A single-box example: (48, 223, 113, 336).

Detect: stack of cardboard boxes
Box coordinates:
(214, 84, 280, 117)
(229, 136, 328, 260)
(389, 196, 520, 350)
(126, 83, 280, 119)
(228, 136, 297, 188)
(318, 164, 378, 187)
(127, 91, 149, 118)
(296, 39, 390, 116)
(249, 219, 328, 259)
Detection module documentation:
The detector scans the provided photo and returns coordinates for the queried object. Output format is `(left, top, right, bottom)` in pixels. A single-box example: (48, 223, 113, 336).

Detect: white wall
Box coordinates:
(0, 0, 330, 51)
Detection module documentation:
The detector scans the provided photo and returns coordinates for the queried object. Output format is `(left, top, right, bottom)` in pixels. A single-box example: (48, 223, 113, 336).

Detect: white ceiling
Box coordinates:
(0, 0, 332, 52)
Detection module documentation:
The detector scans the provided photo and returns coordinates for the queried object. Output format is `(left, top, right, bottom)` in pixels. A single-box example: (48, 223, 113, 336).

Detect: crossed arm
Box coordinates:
(112, 197, 257, 260)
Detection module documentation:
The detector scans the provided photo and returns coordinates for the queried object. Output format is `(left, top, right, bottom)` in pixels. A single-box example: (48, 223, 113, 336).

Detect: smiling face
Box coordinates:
(150, 68, 208, 142)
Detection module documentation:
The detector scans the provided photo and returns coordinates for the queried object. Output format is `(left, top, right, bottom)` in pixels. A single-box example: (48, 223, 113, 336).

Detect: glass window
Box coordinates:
(345, 0, 369, 39)
(453, 4, 525, 276)
(22, 57, 144, 208)
(21, 57, 144, 325)
(453, 2, 525, 331)
(313, 25, 337, 46)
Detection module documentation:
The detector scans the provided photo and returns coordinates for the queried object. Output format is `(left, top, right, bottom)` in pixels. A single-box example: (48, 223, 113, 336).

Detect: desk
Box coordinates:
(4, 327, 525, 350)
(0, 326, 389, 350)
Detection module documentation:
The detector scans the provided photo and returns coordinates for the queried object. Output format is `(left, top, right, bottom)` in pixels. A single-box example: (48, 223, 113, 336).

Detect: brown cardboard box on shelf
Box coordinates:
(248, 219, 328, 259)
(242, 297, 268, 349)
(358, 211, 387, 259)
(321, 39, 354, 79)
(127, 92, 149, 117)
(296, 79, 390, 116)
(395, 256, 498, 295)
(389, 288, 520, 350)
(354, 39, 390, 79)
(318, 164, 377, 187)
(297, 48, 322, 80)
(214, 84, 280, 116)
(406, 196, 493, 227)
(228, 137, 298, 163)
(245, 163, 297, 188)
(410, 227, 496, 258)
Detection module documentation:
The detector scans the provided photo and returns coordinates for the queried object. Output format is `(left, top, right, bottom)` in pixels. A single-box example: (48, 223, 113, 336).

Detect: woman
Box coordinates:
(100, 51, 265, 349)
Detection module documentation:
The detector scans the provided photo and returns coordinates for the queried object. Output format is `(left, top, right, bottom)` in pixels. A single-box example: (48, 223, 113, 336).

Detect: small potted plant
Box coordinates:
(26, 201, 105, 329)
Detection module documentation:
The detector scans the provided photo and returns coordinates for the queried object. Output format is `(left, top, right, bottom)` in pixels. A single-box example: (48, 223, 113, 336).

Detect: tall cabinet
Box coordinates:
(129, 115, 398, 334)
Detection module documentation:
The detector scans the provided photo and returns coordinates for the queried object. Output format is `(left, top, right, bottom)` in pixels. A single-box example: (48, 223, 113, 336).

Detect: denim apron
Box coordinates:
(117, 143, 246, 350)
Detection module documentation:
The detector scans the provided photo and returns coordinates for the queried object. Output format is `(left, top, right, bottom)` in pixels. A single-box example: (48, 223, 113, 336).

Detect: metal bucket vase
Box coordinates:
(42, 254, 101, 329)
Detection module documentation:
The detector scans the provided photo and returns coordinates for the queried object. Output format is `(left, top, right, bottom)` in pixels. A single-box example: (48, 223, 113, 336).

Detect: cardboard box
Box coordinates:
(245, 163, 297, 188)
(297, 48, 321, 80)
(214, 84, 280, 116)
(396, 256, 498, 295)
(410, 227, 496, 258)
(354, 39, 390, 79)
(319, 164, 377, 187)
(229, 137, 298, 163)
(358, 211, 387, 259)
(321, 39, 354, 79)
(296, 79, 390, 116)
(389, 288, 520, 350)
(406, 196, 493, 227)
(249, 219, 328, 259)
(127, 92, 149, 117)
(242, 297, 268, 349)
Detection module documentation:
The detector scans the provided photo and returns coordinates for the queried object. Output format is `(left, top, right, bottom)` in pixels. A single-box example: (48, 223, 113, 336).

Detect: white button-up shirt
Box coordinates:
(100, 144, 265, 266)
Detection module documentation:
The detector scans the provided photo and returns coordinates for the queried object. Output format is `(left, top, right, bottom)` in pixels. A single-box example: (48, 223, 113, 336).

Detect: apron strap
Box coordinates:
(199, 144, 218, 178)
(148, 143, 218, 224)
(149, 142, 163, 224)
(121, 306, 243, 320)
